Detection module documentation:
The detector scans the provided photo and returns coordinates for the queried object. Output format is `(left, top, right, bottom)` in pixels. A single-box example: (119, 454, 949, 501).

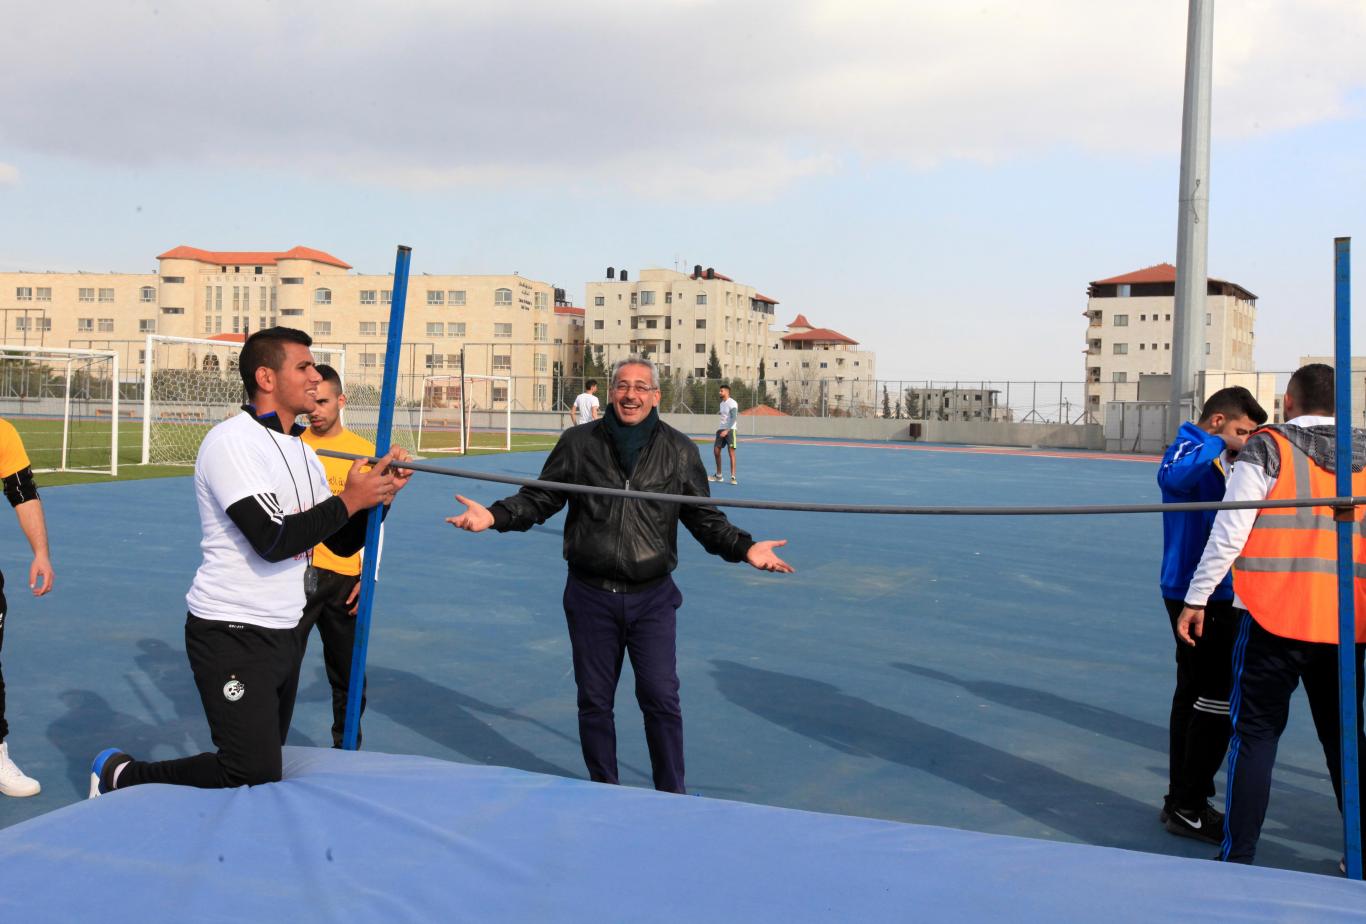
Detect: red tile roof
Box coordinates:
(555, 306, 585, 317)
(753, 292, 779, 304)
(157, 245, 352, 270)
(781, 328, 858, 345)
(208, 333, 246, 343)
(1090, 262, 1256, 299)
(788, 313, 813, 329)
(741, 404, 787, 416)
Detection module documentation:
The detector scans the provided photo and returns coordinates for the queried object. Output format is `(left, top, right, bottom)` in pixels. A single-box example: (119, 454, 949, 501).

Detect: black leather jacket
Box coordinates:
(489, 418, 754, 584)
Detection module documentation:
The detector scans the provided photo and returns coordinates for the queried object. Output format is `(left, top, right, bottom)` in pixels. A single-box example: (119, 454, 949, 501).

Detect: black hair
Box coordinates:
(1198, 386, 1268, 426)
(719, 383, 730, 392)
(239, 327, 312, 399)
(315, 363, 342, 390)
(585, 379, 597, 390)
(1287, 363, 1335, 415)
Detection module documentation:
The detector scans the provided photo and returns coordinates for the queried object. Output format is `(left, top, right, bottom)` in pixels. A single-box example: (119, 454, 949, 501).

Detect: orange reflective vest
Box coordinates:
(1233, 427, 1366, 643)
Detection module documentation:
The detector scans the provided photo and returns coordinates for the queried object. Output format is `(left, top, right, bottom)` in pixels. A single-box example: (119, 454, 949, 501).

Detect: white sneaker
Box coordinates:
(709, 474, 722, 482)
(730, 475, 738, 485)
(0, 741, 41, 797)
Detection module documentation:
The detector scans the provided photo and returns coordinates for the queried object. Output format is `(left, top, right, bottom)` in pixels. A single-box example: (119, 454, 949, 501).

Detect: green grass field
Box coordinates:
(7, 417, 562, 487)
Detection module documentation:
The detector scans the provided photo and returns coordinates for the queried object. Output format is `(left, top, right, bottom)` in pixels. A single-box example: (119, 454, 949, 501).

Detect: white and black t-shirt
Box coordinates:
(186, 411, 337, 630)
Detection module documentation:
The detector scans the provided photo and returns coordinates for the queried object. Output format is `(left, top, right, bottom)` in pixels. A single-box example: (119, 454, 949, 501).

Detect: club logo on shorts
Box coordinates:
(223, 678, 246, 702)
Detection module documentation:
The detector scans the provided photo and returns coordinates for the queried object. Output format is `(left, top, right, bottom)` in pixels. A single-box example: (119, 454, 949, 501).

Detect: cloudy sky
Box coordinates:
(1, 0, 1363, 379)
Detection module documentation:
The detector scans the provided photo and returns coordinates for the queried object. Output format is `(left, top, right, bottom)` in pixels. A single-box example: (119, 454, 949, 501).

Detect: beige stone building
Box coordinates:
(1083, 262, 1259, 415)
(583, 265, 778, 382)
(0, 246, 574, 409)
(765, 314, 878, 415)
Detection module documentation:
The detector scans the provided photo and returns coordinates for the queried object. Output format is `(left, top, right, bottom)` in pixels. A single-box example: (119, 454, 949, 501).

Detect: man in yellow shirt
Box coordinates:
(0, 419, 54, 796)
(300, 365, 376, 748)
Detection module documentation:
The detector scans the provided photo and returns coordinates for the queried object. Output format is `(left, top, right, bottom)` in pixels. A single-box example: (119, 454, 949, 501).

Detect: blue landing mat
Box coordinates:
(0, 748, 1360, 923)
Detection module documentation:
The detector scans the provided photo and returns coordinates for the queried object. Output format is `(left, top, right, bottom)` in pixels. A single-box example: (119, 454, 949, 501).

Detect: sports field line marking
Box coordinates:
(700, 436, 1156, 464)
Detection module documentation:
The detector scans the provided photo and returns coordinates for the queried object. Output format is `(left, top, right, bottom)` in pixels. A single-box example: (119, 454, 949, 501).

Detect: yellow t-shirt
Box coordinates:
(301, 427, 375, 577)
(0, 419, 32, 479)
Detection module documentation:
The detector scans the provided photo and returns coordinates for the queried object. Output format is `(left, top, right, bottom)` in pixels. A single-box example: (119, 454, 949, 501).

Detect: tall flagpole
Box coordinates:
(1168, 0, 1214, 436)
(1333, 237, 1361, 879)
(342, 245, 411, 750)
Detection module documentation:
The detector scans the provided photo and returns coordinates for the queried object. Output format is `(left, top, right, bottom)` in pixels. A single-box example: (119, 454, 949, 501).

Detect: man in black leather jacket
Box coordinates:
(448, 357, 792, 793)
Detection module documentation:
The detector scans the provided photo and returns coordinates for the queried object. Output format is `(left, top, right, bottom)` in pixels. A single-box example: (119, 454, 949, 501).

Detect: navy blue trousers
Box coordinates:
(1223, 609, 1366, 863)
(563, 574, 685, 794)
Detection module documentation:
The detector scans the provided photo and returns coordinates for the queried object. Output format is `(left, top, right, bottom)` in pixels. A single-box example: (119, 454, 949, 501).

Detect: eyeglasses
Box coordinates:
(612, 382, 657, 395)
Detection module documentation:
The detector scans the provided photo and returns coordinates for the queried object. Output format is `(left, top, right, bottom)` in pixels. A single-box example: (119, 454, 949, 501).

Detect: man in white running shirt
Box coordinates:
(711, 384, 739, 485)
(573, 380, 600, 426)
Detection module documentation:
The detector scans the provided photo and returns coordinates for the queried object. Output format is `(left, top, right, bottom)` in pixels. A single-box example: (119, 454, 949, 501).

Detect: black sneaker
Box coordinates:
(1165, 802, 1224, 844)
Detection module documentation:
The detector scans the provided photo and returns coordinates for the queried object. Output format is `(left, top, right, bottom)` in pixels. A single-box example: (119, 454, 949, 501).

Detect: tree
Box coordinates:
(894, 391, 903, 419)
(882, 385, 891, 419)
(706, 346, 723, 382)
(581, 343, 595, 380)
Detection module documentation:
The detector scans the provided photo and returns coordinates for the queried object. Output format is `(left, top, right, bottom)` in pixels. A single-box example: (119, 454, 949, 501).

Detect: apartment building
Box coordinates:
(583, 265, 778, 382)
(904, 387, 1008, 422)
(0, 246, 569, 409)
(766, 314, 877, 414)
(1083, 262, 1258, 414)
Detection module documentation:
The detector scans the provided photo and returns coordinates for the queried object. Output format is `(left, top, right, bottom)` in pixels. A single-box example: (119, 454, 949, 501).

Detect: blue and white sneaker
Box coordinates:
(89, 748, 131, 799)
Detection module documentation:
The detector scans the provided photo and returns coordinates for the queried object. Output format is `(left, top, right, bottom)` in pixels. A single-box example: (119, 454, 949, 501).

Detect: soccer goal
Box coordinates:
(0, 345, 121, 475)
(418, 373, 512, 454)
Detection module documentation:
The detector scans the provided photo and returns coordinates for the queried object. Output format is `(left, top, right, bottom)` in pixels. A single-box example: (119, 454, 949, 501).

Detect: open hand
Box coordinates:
(745, 540, 794, 574)
(446, 494, 494, 532)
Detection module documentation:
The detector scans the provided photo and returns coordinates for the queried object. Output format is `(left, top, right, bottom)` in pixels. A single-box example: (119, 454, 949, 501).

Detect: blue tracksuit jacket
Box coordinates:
(1158, 421, 1233, 602)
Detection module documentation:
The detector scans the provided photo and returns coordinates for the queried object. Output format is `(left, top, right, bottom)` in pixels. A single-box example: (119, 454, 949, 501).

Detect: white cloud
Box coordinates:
(0, 0, 1361, 198)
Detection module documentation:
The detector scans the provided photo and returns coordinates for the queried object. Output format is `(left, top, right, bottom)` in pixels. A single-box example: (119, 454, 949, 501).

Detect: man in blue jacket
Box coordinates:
(1158, 386, 1267, 841)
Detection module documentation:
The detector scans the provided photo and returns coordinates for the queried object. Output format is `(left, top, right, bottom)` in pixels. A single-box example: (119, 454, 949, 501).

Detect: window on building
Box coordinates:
(594, 295, 605, 306)
(35, 317, 51, 331)
(139, 286, 156, 303)
(280, 277, 303, 286)
(15, 287, 32, 301)
(424, 322, 442, 337)
(665, 292, 673, 305)
(696, 293, 707, 305)
(645, 320, 657, 329)
(360, 321, 379, 336)
(1164, 343, 1170, 350)
(380, 322, 389, 336)
(79, 288, 95, 302)
(695, 367, 706, 377)
(492, 353, 512, 372)
(1114, 372, 1128, 383)
(360, 290, 377, 305)
(534, 323, 547, 341)
(492, 385, 508, 403)
(361, 353, 377, 368)
(1113, 314, 1129, 326)
(640, 291, 655, 306)
(1205, 342, 1211, 355)
(161, 306, 184, 315)
(696, 319, 706, 329)
(494, 288, 513, 306)
(449, 290, 466, 306)
(35, 288, 50, 301)
(448, 322, 465, 337)
(594, 319, 604, 330)
(1113, 343, 1128, 355)
(427, 290, 445, 306)
(1139, 343, 1145, 350)
(204, 316, 215, 334)
(280, 308, 303, 317)
(630, 292, 638, 307)
(314, 288, 332, 305)
(535, 292, 547, 309)
(535, 353, 548, 373)
(1117, 284, 1131, 297)
(313, 321, 332, 336)
(1206, 312, 1212, 326)
(630, 317, 639, 329)
(98, 318, 114, 332)
(1165, 313, 1171, 321)
(77, 318, 93, 331)
(695, 343, 706, 353)
(425, 354, 445, 370)
(139, 319, 156, 333)
(494, 323, 513, 338)
(381, 290, 392, 304)
(255, 266, 263, 275)
(13, 317, 28, 332)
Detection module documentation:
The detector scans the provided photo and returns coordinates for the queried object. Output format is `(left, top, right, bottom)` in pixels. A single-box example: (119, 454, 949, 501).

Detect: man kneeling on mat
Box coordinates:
(447, 356, 793, 794)
(90, 328, 411, 795)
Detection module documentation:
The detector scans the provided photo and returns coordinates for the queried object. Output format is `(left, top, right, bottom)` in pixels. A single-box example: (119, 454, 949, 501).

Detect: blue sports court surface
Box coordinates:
(0, 437, 1362, 919)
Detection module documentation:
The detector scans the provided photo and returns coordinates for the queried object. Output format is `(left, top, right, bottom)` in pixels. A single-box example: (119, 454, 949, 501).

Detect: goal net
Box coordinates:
(418, 373, 512, 454)
(0, 345, 120, 475)
(141, 335, 418, 466)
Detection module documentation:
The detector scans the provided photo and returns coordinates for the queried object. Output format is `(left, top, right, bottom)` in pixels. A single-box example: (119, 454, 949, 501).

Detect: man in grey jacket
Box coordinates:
(447, 357, 792, 793)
